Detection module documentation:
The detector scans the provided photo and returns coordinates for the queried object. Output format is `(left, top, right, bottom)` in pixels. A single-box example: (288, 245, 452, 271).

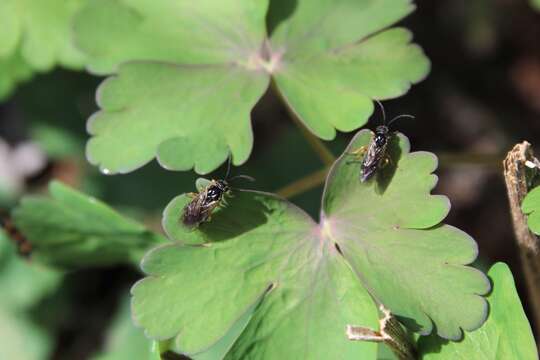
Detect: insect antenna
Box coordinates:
(374, 99, 387, 125)
(228, 174, 256, 184)
(224, 154, 232, 180)
(387, 114, 415, 127)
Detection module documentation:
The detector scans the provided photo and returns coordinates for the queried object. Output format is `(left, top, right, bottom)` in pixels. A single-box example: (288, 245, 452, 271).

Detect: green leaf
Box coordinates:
(0, 307, 53, 360)
(12, 181, 166, 269)
(323, 131, 488, 340)
(269, 0, 430, 139)
(0, 232, 60, 360)
(87, 63, 269, 174)
(132, 131, 487, 359)
(419, 262, 537, 359)
(0, 0, 86, 71)
(76, 0, 270, 174)
(74, 0, 429, 174)
(532, 0, 540, 11)
(0, 231, 61, 311)
(0, 51, 33, 100)
(521, 185, 540, 235)
(30, 123, 84, 159)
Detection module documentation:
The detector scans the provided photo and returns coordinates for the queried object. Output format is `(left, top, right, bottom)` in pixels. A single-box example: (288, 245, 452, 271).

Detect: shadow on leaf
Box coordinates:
(375, 134, 403, 194)
(196, 191, 272, 242)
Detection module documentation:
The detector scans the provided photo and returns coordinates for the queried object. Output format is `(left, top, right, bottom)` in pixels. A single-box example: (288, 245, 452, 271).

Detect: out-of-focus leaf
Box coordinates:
(0, 0, 86, 71)
(0, 231, 61, 360)
(131, 130, 487, 359)
(0, 307, 53, 360)
(30, 124, 84, 159)
(0, 230, 61, 311)
(74, 0, 429, 175)
(419, 263, 537, 360)
(0, 51, 33, 100)
(12, 181, 166, 269)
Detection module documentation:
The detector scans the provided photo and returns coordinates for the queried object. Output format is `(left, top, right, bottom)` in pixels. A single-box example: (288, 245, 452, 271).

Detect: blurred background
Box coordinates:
(1, 0, 540, 359)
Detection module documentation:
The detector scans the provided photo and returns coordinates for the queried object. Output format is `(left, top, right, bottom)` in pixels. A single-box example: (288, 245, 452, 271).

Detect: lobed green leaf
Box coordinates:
(12, 181, 166, 269)
(419, 263, 538, 360)
(74, 0, 430, 174)
(131, 131, 488, 359)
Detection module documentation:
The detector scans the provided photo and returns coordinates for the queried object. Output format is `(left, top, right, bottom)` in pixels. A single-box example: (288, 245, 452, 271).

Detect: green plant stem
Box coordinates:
(290, 115, 336, 166)
(275, 152, 503, 200)
(276, 167, 330, 199)
(270, 80, 336, 166)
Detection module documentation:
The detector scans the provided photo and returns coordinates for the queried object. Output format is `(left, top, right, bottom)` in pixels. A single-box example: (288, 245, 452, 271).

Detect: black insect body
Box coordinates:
(181, 156, 254, 228)
(182, 179, 231, 228)
(359, 125, 391, 182)
(349, 101, 414, 182)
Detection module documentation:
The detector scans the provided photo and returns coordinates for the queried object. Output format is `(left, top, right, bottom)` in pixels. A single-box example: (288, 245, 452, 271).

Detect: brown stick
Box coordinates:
(503, 141, 540, 338)
(347, 305, 417, 360)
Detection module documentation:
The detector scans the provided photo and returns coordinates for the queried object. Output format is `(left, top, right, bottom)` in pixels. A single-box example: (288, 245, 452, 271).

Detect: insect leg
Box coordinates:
(380, 156, 393, 168)
(347, 146, 368, 162)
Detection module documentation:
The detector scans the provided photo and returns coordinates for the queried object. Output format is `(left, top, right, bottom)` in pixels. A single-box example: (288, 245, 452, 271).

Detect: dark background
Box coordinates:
(1, 0, 539, 358)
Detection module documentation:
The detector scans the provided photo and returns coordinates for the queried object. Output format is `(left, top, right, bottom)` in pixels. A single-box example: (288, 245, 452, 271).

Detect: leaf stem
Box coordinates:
(276, 167, 330, 199)
(290, 115, 336, 166)
(270, 80, 336, 166)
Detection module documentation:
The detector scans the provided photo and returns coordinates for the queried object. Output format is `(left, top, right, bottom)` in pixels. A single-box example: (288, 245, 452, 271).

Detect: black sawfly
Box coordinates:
(181, 158, 254, 228)
(349, 101, 414, 182)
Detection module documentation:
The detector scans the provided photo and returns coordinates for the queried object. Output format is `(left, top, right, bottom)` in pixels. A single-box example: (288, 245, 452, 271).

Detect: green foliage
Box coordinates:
(12, 181, 166, 269)
(522, 185, 540, 235)
(532, 0, 540, 11)
(0, 231, 61, 360)
(0, 0, 88, 99)
(131, 131, 487, 359)
(0, 51, 33, 99)
(419, 263, 537, 359)
(74, 0, 429, 174)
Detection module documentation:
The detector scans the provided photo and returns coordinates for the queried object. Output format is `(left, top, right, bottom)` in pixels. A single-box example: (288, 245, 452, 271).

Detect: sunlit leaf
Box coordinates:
(74, 0, 429, 174)
(131, 131, 487, 359)
(322, 130, 488, 340)
(269, 0, 429, 139)
(12, 181, 166, 269)
(419, 263, 537, 359)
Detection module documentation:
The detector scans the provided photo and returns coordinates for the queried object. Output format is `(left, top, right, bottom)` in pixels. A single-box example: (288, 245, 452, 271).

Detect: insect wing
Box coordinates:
(362, 141, 386, 169)
(360, 138, 388, 182)
(182, 193, 207, 227)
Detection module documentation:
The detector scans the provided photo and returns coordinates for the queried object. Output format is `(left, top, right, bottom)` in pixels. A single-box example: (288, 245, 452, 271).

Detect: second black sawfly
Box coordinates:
(182, 158, 254, 228)
(349, 101, 414, 182)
